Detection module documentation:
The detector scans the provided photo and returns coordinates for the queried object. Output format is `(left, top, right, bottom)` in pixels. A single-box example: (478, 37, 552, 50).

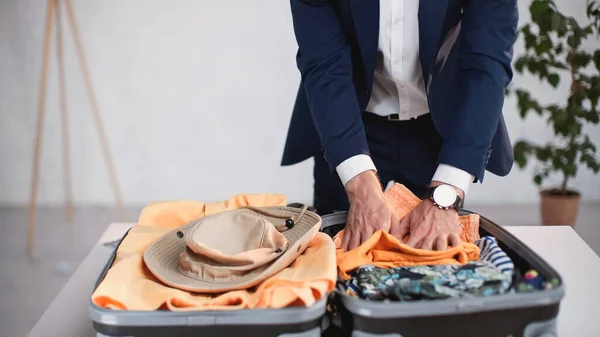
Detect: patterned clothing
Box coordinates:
(516, 269, 560, 292)
(336, 235, 522, 301)
(340, 261, 513, 301)
(476, 236, 514, 276)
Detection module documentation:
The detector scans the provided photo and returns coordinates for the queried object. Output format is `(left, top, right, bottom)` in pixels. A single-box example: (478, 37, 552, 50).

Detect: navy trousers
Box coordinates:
(313, 113, 443, 215)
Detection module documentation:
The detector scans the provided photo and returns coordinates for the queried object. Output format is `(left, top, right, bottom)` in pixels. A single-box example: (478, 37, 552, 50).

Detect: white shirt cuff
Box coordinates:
(431, 164, 474, 195)
(336, 154, 377, 186)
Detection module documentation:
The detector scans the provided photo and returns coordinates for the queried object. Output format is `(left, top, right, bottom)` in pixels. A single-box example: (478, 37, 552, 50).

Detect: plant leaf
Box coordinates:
(551, 60, 568, 69)
(567, 33, 582, 49)
(531, 0, 551, 25)
(573, 51, 592, 69)
(564, 163, 578, 177)
(567, 122, 582, 138)
(554, 43, 565, 55)
(516, 89, 542, 118)
(513, 141, 533, 168)
(523, 25, 538, 50)
(548, 105, 568, 131)
(536, 146, 554, 162)
(536, 38, 553, 55)
(582, 135, 597, 153)
(594, 50, 600, 71)
(515, 57, 527, 73)
(551, 12, 566, 35)
(581, 153, 600, 172)
(588, 109, 600, 123)
(548, 73, 560, 87)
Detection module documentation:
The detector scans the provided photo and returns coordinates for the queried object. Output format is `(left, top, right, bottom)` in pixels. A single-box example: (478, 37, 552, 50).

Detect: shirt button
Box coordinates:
(394, 18, 401, 25)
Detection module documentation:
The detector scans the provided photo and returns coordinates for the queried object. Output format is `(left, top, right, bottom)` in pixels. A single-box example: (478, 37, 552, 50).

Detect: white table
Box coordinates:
(27, 224, 600, 337)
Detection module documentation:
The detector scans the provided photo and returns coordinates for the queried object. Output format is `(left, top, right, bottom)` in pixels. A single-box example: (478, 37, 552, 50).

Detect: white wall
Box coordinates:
(0, 0, 598, 207)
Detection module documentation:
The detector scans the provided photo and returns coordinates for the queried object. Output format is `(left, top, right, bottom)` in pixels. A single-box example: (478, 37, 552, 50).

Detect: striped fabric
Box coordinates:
(476, 236, 514, 275)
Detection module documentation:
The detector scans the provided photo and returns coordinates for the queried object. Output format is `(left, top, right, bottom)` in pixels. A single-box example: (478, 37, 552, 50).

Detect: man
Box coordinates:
(281, 0, 518, 251)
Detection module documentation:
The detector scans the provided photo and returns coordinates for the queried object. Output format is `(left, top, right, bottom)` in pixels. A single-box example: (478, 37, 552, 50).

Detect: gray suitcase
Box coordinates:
(320, 211, 564, 337)
(89, 204, 330, 337)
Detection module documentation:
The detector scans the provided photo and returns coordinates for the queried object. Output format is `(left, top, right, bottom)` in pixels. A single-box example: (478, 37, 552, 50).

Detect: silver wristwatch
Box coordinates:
(425, 185, 462, 210)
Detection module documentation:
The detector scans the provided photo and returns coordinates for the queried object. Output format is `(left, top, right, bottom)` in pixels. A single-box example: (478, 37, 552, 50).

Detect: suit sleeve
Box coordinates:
(289, 0, 370, 172)
(436, 0, 518, 182)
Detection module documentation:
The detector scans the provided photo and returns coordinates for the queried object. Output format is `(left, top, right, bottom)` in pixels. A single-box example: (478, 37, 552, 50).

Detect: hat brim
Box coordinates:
(143, 206, 321, 293)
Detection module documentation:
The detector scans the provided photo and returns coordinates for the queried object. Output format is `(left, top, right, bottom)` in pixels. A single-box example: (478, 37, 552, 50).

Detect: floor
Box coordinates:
(1, 203, 599, 337)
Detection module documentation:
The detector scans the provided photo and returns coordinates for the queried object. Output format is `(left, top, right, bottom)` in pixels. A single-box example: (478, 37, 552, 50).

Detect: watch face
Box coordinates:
(432, 185, 457, 208)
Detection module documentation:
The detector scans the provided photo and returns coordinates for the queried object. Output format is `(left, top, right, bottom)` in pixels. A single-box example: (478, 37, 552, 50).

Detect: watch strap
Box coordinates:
(425, 186, 462, 210)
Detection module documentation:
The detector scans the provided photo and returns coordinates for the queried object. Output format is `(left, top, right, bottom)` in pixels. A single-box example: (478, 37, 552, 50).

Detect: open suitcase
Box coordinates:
(89, 204, 330, 337)
(89, 205, 564, 337)
(320, 211, 565, 337)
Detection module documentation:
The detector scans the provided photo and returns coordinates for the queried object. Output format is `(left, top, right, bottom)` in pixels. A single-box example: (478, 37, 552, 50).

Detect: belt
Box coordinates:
(387, 113, 404, 121)
(365, 112, 429, 122)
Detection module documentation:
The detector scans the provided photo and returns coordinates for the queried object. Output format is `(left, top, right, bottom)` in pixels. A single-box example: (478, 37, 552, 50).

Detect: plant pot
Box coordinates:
(540, 188, 581, 226)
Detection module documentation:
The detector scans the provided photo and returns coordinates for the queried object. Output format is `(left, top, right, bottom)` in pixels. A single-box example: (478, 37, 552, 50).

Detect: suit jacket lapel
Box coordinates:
(349, 0, 379, 88)
(418, 0, 449, 85)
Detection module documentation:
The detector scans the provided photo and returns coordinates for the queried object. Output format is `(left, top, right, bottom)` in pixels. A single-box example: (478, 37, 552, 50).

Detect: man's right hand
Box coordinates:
(342, 170, 398, 251)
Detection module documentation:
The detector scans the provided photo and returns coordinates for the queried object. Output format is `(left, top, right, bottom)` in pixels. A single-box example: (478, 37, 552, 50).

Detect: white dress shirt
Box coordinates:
(335, 0, 474, 194)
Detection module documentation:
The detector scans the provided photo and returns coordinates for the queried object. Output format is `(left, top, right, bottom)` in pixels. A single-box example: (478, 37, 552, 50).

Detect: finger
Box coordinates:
(421, 237, 435, 250)
(448, 233, 461, 247)
(390, 217, 409, 240)
(348, 231, 362, 251)
(344, 228, 360, 251)
(434, 235, 448, 251)
(342, 228, 358, 252)
(359, 226, 374, 246)
(406, 232, 423, 248)
(342, 229, 352, 251)
(387, 212, 400, 232)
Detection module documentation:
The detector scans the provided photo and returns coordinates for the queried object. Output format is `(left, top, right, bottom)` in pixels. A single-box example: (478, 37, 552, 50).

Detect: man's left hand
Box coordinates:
(389, 184, 463, 251)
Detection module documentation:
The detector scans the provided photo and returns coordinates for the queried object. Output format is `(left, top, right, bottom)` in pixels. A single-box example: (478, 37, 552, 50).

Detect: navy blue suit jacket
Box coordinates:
(281, 0, 518, 182)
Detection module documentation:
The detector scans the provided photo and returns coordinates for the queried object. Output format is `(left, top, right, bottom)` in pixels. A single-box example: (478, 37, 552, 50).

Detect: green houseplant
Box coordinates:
(510, 0, 600, 226)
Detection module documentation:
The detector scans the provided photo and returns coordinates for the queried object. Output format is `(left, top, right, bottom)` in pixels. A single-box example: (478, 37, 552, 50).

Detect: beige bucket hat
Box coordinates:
(143, 205, 321, 293)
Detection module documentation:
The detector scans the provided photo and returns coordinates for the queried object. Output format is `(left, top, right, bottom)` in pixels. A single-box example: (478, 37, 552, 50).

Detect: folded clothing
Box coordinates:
(334, 184, 481, 280)
(91, 194, 337, 311)
(337, 236, 517, 300)
(340, 261, 513, 301)
(516, 269, 560, 292)
(476, 236, 514, 276)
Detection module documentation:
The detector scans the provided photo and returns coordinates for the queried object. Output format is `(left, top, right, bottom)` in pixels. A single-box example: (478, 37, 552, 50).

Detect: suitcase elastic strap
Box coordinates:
(320, 212, 348, 230)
